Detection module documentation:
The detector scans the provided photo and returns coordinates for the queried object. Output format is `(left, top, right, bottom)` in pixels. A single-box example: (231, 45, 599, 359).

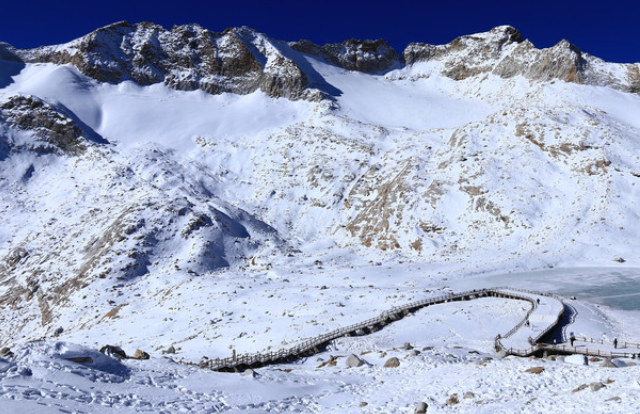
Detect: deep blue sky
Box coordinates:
(1, 0, 638, 63)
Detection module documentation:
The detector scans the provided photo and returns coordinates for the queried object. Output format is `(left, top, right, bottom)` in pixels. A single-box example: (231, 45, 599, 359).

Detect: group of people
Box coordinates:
(568, 335, 619, 348)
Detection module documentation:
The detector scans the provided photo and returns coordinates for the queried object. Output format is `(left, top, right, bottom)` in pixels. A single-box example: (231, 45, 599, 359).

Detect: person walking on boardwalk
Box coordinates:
(614, 338, 618, 349)
(570, 335, 576, 347)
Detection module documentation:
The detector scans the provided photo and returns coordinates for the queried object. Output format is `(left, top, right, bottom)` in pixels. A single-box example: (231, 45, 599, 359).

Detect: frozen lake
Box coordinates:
(450, 267, 640, 311)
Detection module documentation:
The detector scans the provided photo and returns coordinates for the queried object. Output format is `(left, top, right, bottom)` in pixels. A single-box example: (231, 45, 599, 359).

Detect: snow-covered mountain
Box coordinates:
(1, 21, 640, 353)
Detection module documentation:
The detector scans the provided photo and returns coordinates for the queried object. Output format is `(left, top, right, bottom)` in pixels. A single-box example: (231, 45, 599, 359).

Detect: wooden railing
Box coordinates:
(574, 336, 640, 350)
(197, 287, 563, 372)
(504, 343, 640, 359)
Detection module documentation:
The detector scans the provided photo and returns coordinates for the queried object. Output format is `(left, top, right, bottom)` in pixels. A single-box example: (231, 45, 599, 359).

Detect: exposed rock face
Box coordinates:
(0, 95, 86, 155)
(404, 25, 524, 71)
(402, 25, 640, 94)
(11, 23, 639, 99)
(0, 42, 21, 63)
(290, 38, 399, 73)
(18, 22, 315, 100)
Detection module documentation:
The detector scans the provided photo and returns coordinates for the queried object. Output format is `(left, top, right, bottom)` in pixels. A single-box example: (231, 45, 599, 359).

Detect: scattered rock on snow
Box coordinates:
(242, 369, 257, 377)
(572, 384, 589, 393)
(0, 347, 13, 358)
(317, 355, 340, 368)
(132, 349, 150, 360)
(611, 359, 627, 368)
(606, 396, 621, 402)
(346, 354, 366, 368)
(600, 358, 617, 368)
(359, 401, 368, 407)
(99, 345, 127, 359)
(414, 401, 428, 413)
(406, 349, 421, 357)
(525, 366, 544, 374)
(446, 393, 460, 405)
(464, 391, 476, 399)
(402, 342, 414, 350)
(590, 382, 606, 392)
(384, 357, 400, 368)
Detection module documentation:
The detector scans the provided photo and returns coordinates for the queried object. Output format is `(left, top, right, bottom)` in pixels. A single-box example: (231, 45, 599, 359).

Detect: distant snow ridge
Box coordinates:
(9, 23, 640, 99)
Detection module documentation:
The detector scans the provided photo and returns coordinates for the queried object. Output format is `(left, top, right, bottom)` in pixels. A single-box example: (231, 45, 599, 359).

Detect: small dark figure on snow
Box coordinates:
(536, 298, 540, 305)
(614, 338, 618, 349)
(570, 335, 576, 347)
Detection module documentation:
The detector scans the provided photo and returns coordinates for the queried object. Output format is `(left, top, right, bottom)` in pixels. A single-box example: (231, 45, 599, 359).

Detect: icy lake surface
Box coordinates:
(451, 267, 640, 311)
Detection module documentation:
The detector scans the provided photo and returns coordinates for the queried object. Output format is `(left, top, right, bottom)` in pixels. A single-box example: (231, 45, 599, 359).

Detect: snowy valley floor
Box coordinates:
(2, 262, 640, 413)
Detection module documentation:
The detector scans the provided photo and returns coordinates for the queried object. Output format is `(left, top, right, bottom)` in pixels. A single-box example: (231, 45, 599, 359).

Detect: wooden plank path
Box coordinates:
(197, 287, 576, 372)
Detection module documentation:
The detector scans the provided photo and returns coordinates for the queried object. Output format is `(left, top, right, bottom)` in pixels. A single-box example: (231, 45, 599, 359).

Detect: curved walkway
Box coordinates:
(195, 287, 638, 372)
(201, 287, 568, 372)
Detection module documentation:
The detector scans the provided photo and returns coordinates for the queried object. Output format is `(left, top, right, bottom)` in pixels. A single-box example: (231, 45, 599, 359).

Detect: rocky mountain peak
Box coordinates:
(290, 38, 399, 73)
(16, 22, 319, 100)
(401, 25, 639, 94)
(5, 23, 639, 101)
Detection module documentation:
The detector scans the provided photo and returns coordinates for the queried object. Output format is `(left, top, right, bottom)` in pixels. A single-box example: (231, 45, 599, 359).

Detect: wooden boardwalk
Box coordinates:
(193, 286, 638, 372)
(198, 287, 574, 372)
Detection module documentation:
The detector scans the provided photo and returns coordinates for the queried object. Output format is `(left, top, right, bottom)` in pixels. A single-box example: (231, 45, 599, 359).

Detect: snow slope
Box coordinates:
(1, 23, 640, 413)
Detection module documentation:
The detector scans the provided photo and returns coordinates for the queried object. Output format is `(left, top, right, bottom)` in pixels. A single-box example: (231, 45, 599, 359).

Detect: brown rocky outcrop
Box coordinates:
(402, 25, 640, 94)
(18, 22, 313, 100)
(0, 95, 86, 155)
(290, 38, 399, 73)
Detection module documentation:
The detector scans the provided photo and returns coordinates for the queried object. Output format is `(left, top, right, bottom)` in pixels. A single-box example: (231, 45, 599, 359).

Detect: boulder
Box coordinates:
(414, 401, 428, 414)
(384, 357, 400, 368)
(446, 394, 460, 405)
(612, 359, 627, 368)
(600, 358, 617, 368)
(0, 347, 13, 358)
(402, 342, 414, 350)
(463, 391, 475, 399)
(525, 366, 545, 374)
(590, 382, 606, 392)
(346, 354, 366, 368)
(132, 349, 150, 360)
(99, 345, 127, 359)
